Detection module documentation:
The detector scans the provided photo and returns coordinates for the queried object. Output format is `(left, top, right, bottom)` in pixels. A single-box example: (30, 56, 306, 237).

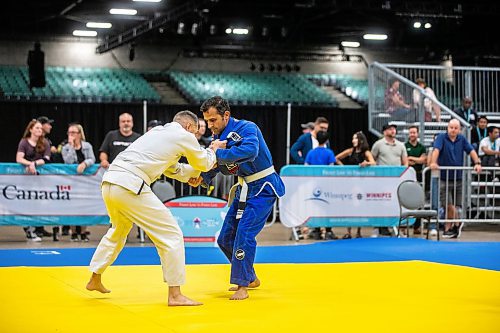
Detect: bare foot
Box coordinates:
(229, 287, 249, 300)
(86, 273, 111, 293)
(229, 278, 260, 291)
(168, 294, 203, 306)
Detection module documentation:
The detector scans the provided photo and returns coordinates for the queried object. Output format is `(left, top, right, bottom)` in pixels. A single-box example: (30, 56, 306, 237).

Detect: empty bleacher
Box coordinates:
(168, 71, 338, 107)
(0, 66, 160, 103)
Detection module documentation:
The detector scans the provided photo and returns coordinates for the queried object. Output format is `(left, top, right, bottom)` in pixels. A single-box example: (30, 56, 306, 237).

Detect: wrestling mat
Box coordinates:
(1, 239, 499, 333)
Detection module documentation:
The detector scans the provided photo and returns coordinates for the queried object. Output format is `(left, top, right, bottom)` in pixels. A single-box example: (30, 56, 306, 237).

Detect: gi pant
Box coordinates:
(217, 184, 276, 286)
(89, 182, 186, 286)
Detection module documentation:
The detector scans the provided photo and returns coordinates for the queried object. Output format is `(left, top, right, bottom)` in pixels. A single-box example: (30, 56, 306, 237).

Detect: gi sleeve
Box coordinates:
(215, 123, 259, 164)
(163, 163, 200, 183)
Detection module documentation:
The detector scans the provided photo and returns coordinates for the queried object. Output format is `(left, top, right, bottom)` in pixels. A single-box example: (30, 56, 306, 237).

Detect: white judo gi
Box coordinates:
(89, 122, 217, 286)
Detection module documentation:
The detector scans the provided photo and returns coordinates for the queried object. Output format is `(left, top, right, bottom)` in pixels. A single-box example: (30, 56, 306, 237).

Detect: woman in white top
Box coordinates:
(413, 78, 441, 122)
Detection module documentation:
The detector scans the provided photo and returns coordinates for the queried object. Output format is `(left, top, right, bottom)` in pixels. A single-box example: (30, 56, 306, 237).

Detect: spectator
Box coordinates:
(430, 119, 482, 238)
(478, 126, 500, 167)
(196, 118, 211, 148)
(412, 78, 441, 122)
(336, 131, 376, 239)
(37, 116, 57, 155)
(291, 117, 330, 164)
(99, 113, 140, 168)
(147, 119, 163, 132)
(16, 119, 51, 241)
(454, 97, 478, 126)
(301, 121, 315, 134)
(62, 123, 96, 242)
(371, 123, 408, 237)
(304, 130, 337, 240)
(385, 78, 411, 121)
(470, 116, 488, 152)
(405, 126, 427, 235)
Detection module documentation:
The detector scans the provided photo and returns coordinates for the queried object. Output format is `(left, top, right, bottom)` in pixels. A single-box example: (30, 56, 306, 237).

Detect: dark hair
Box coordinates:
(487, 126, 498, 134)
(200, 96, 231, 115)
(408, 125, 419, 132)
(478, 116, 488, 123)
(415, 78, 426, 86)
(315, 116, 329, 125)
(316, 130, 329, 145)
(22, 119, 46, 154)
(354, 131, 370, 153)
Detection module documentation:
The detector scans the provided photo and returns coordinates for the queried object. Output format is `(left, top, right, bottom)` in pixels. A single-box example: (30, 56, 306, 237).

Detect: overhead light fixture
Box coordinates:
(109, 9, 137, 15)
(133, 0, 161, 2)
(86, 22, 112, 29)
(413, 21, 422, 29)
(225, 28, 232, 34)
(177, 22, 185, 34)
(232, 28, 248, 35)
(424, 22, 432, 29)
(73, 30, 97, 37)
(341, 41, 360, 48)
(363, 34, 388, 40)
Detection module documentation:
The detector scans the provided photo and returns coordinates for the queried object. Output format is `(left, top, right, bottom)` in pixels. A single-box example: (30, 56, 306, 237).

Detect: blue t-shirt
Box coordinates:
(433, 133, 473, 179)
(305, 146, 336, 165)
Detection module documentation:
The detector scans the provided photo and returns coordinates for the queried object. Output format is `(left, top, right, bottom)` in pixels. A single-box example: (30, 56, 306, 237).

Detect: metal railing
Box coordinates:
(369, 62, 470, 146)
(384, 63, 500, 113)
(422, 166, 500, 224)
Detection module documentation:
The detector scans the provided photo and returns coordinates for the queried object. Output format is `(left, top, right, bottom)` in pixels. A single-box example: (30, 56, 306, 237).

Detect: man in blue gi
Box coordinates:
(191, 96, 285, 300)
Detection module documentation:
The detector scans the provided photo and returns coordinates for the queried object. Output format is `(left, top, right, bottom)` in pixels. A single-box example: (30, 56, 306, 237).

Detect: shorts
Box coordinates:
(439, 180, 463, 207)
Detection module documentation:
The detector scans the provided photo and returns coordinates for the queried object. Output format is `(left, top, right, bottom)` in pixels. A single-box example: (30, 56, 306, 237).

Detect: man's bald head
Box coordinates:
(447, 119, 461, 139)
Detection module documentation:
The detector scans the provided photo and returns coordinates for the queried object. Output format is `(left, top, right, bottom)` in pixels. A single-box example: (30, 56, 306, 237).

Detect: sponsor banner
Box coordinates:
(279, 166, 416, 227)
(166, 196, 228, 245)
(0, 163, 108, 226)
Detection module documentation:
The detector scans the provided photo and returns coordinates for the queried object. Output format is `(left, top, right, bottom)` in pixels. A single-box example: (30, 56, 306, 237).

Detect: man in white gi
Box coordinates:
(86, 110, 226, 306)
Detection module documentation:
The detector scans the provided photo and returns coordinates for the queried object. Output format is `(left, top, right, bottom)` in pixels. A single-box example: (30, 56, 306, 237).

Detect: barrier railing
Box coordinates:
(422, 166, 500, 223)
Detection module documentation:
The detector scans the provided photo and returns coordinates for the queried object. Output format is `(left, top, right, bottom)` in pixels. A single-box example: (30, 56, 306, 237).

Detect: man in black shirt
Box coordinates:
(99, 113, 141, 168)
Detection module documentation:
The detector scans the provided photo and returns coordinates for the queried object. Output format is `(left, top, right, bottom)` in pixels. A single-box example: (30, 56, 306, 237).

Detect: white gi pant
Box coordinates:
(89, 182, 185, 286)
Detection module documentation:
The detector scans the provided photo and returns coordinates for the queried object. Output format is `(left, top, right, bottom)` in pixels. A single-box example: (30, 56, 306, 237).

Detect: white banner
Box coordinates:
(279, 166, 416, 227)
(0, 164, 108, 226)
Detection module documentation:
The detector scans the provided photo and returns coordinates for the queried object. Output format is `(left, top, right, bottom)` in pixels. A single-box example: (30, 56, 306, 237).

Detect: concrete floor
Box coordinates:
(0, 222, 499, 249)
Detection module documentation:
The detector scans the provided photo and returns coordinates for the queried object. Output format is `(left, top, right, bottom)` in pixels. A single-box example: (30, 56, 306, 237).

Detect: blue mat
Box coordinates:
(1, 238, 499, 271)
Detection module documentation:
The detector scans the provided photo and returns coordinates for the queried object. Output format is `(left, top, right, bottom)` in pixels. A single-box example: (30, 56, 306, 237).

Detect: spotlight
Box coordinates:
(413, 21, 422, 29)
(424, 22, 432, 29)
(177, 22, 185, 34)
(191, 23, 198, 35)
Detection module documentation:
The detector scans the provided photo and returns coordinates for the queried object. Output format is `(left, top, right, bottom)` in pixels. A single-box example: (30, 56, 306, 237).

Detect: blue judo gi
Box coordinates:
(202, 117, 285, 286)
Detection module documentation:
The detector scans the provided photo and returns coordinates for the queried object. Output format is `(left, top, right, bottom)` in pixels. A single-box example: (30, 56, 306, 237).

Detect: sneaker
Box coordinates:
(442, 229, 458, 239)
(80, 234, 89, 242)
(35, 228, 53, 237)
(325, 232, 338, 240)
(309, 229, 322, 240)
(26, 232, 42, 242)
(379, 227, 392, 236)
(371, 228, 379, 238)
(456, 223, 465, 238)
(71, 234, 80, 242)
(429, 229, 438, 237)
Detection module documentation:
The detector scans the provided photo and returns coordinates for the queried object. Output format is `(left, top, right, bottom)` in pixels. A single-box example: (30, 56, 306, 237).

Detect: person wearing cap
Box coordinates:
(371, 123, 408, 237)
(99, 113, 141, 168)
(291, 117, 330, 164)
(453, 97, 479, 126)
(301, 121, 315, 134)
(147, 119, 163, 132)
(37, 116, 57, 155)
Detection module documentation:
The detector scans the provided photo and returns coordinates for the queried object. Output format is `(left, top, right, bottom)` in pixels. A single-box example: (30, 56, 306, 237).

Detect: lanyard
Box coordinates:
(477, 127, 486, 141)
(492, 140, 497, 151)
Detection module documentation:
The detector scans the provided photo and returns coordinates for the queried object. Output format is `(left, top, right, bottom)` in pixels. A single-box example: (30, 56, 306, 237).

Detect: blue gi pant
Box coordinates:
(217, 184, 276, 286)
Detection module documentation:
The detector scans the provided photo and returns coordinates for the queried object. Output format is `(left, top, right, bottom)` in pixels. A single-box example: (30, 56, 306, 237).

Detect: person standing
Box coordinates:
(430, 119, 482, 238)
(454, 97, 478, 126)
(371, 123, 408, 237)
(193, 96, 285, 301)
(99, 113, 140, 168)
(61, 123, 96, 242)
(87, 110, 226, 306)
(290, 117, 330, 164)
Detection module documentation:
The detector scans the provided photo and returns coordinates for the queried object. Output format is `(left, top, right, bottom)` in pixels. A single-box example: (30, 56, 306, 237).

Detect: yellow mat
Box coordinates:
(1, 261, 499, 333)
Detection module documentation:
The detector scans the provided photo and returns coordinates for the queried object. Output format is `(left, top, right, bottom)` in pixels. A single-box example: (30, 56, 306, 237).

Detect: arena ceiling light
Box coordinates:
(413, 21, 422, 29)
(109, 9, 138, 15)
(341, 41, 360, 48)
(225, 28, 232, 34)
(232, 28, 249, 35)
(133, 0, 162, 2)
(424, 23, 432, 29)
(363, 34, 388, 40)
(86, 22, 112, 29)
(73, 30, 97, 37)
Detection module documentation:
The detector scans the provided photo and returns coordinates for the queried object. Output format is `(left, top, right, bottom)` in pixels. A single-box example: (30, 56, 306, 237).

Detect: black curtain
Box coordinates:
(2, 101, 368, 171)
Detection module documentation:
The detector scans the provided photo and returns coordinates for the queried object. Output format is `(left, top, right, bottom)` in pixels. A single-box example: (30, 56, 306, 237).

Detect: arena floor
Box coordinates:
(0, 223, 499, 333)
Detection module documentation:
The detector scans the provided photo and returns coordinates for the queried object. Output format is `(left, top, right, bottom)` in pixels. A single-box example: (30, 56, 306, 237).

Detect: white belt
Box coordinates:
(226, 166, 275, 219)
